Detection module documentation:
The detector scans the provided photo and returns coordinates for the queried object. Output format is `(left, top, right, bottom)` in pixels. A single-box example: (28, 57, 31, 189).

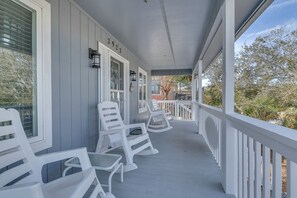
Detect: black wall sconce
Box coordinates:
(130, 70, 137, 81)
(89, 48, 100, 68)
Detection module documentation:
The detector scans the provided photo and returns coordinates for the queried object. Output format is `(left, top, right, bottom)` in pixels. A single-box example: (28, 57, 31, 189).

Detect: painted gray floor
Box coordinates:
(97, 120, 234, 198)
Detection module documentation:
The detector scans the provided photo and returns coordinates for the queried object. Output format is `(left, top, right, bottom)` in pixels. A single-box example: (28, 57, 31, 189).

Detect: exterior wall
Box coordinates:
(44, 0, 151, 182)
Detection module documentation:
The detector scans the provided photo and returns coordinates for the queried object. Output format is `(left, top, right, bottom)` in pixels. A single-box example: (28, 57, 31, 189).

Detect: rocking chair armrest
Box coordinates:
(152, 109, 166, 113)
(99, 129, 122, 136)
(119, 123, 147, 134)
(37, 147, 92, 170)
(150, 111, 165, 116)
(0, 182, 44, 198)
(121, 123, 146, 130)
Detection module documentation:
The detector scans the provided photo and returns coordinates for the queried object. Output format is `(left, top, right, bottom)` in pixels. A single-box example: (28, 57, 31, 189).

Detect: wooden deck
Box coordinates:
(98, 120, 234, 198)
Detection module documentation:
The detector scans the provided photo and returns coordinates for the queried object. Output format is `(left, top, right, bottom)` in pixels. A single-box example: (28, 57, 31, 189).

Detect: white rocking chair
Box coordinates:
(146, 101, 173, 133)
(96, 101, 159, 172)
(152, 99, 172, 120)
(0, 108, 114, 198)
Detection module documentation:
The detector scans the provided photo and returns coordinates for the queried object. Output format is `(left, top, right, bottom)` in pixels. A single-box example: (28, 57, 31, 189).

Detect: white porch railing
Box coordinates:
(199, 104, 297, 198)
(155, 100, 192, 120)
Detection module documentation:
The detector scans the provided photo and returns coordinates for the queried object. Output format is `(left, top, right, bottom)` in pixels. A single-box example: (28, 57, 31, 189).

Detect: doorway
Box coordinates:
(98, 42, 130, 124)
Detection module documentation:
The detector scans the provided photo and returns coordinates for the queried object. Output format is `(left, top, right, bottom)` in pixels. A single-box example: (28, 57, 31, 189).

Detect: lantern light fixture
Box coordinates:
(89, 48, 100, 68)
(130, 70, 137, 81)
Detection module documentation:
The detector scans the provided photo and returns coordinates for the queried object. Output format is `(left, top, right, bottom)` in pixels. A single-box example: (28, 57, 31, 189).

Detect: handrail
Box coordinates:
(200, 104, 297, 161)
(199, 103, 224, 119)
(155, 100, 193, 120)
(227, 113, 297, 163)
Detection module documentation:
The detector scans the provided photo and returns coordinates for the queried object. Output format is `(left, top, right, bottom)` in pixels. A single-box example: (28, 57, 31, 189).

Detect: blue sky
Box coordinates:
(235, 0, 297, 54)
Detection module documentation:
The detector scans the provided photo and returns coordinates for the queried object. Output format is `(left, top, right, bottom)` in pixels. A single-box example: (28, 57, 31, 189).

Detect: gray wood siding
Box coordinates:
(44, 0, 151, 182)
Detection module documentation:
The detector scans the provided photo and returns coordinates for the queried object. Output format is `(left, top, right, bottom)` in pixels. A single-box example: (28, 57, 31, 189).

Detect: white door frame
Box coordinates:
(98, 42, 130, 124)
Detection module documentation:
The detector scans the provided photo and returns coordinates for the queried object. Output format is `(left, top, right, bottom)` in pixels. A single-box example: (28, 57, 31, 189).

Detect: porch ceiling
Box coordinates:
(73, 0, 216, 70)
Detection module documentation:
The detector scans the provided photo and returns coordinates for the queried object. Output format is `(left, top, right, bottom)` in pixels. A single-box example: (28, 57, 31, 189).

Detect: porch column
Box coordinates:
(222, 0, 237, 195)
(192, 72, 196, 122)
(198, 60, 203, 135)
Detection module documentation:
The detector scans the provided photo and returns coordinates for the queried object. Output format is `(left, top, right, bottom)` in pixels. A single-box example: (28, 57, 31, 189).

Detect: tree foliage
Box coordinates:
(159, 75, 192, 100)
(0, 47, 34, 106)
(203, 28, 297, 129)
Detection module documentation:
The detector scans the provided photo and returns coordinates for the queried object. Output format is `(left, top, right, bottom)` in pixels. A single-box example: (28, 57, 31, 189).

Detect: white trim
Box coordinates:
(198, 61, 203, 135)
(98, 42, 130, 124)
(12, 0, 52, 153)
(222, 0, 236, 195)
(138, 67, 147, 113)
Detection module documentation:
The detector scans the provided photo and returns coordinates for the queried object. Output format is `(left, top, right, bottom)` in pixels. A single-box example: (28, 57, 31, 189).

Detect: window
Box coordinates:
(202, 54, 223, 108)
(151, 76, 161, 95)
(138, 67, 147, 113)
(0, 0, 51, 152)
(234, 0, 297, 129)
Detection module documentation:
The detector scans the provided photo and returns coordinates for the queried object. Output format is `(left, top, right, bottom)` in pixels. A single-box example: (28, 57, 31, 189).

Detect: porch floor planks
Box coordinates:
(98, 120, 234, 198)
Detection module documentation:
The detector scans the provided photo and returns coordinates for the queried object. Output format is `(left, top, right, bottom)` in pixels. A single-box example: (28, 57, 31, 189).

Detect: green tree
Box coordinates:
(0, 47, 34, 106)
(203, 27, 297, 129)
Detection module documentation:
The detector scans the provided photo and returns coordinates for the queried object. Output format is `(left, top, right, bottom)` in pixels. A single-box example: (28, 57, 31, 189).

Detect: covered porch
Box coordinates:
(0, 0, 297, 197)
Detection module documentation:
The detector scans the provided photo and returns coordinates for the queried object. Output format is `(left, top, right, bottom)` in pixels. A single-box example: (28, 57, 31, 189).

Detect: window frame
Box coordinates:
(138, 67, 147, 113)
(14, 0, 52, 153)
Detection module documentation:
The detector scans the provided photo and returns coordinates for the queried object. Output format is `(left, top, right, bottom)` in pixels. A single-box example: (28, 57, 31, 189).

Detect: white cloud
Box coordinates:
(270, 0, 297, 9)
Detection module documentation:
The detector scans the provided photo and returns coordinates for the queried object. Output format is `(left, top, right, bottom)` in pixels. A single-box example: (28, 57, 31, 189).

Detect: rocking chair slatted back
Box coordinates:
(97, 101, 159, 172)
(98, 102, 124, 130)
(0, 108, 40, 187)
(152, 99, 159, 111)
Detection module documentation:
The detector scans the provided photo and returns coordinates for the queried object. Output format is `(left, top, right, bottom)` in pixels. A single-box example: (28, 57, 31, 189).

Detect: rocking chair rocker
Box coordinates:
(146, 101, 173, 133)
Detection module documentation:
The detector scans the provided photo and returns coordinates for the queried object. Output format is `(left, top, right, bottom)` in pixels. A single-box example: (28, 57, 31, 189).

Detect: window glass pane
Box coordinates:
(151, 76, 161, 95)
(234, 0, 297, 129)
(0, 1, 37, 138)
(110, 57, 124, 90)
(202, 54, 223, 108)
(138, 69, 147, 112)
(143, 85, 146, 100)
(139, 74, 143, 100)
(0, 0, 33, 54)
(143, 75, 146, 85)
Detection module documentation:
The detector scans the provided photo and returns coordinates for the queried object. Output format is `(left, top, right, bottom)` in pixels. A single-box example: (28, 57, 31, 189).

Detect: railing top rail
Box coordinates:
(227, 113, 297, 149)
(155, 100, 192, 103)
(200, 104, 224, 119)
(200, 104, 297, 162)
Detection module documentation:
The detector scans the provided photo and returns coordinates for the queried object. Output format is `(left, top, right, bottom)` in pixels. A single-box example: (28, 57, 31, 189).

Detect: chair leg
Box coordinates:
(136, 139, 159, 155)
(163, 114, 171, 128)
(96, 135, 105, 153)
(120, 131, 138, 172)
(146, 115, 152, 128)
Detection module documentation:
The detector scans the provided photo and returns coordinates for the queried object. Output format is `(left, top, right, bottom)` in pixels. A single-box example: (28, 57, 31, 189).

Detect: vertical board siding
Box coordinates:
(44, 0, 150, 182)
(59, 0, 72, 152)
(88, 20, 98, 152)
(46, 0, 61, 182)
(80, 12, 89, 149)
(70, 4, 82, 149)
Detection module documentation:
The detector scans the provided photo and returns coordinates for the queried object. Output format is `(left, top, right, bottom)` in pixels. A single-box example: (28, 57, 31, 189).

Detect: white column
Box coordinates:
(222, 0, 237, 195)
(198, 60, 203, 135)
(192, 73, 197, 121)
